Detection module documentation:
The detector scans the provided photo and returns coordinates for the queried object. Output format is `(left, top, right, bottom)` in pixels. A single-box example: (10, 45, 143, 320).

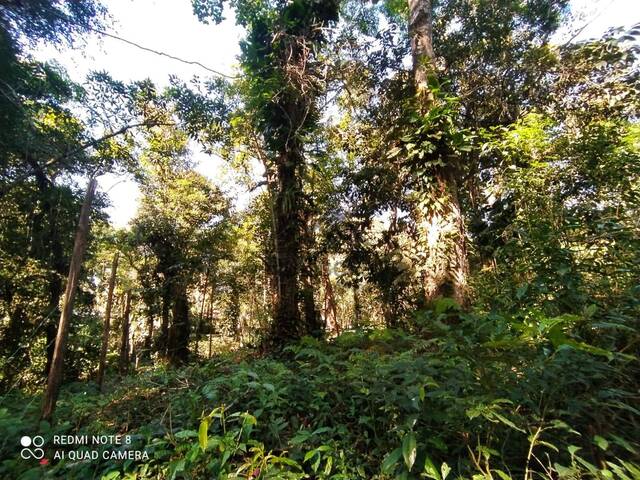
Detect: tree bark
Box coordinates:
(409, 0, 436, 98)
(145, 312, 154, 356)
(167, 282, 190, 363)
(407, 0, 470, 307)
(119, 291, 131, 375)
(353, 285, 361, 328)
(321, 256, 339, 335)
(41, 178, 97, 421)
(207, 292, 214, 359)
(158, 285, 170, 356)
(97, 251, 119, 390)
(271, 155, 302, 344)
(194, 269, 209, 355)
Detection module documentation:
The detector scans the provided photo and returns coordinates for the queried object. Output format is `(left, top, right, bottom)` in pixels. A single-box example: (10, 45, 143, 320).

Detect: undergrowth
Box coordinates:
(0, 305, 638, 479)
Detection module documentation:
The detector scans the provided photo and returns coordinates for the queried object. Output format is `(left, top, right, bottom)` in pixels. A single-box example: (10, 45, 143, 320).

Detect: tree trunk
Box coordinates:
(302, 274, 320, 336)
(119, 291, 131, 375)
(194, 269, 209, 355)
(271, 156, 301, 344)
(207, 293, 214, 359)
(167, 282, 190, 363)
(301, 210, 321, 337)
(97, 251, 119, 390)
(41, 178, 97, 421)
(158, 286, 170, 356)
(145, 313, 154, 357)
(409, 0, 436, 98)
(408, 0, 470, 307)
(321, 256, 339, 335)
(353, 285, 361, 329)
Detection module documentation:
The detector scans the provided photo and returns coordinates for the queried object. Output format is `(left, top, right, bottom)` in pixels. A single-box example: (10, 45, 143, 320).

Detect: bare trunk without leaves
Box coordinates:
(194, 269, 209, 354)
(321, 256, 339, 335)
(353, 285, 361, 329)
(408, 0, 470, 307)
(41, 178, 97, 421)
(207, 292, 214, 358)
(158, 287, 170, 356)
(119, 291, 131, 375)
(409, 0, 436, 99)
(97, 251, 119, 390)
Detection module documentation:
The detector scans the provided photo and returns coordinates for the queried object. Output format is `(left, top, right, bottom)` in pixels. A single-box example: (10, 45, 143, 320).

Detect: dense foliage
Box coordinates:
(1, 304, 638, 478)
(0, 0, 638, 478)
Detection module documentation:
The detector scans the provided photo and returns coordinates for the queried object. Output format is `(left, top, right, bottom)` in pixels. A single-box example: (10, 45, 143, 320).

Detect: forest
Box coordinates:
(0, 0, 639, 478)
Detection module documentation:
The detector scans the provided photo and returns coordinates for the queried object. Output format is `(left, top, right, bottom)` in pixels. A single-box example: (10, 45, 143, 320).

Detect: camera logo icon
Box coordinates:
(20, 436, 45, 460)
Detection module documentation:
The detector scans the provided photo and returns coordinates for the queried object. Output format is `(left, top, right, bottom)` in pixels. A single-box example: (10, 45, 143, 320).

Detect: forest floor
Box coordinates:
(1, 312, 639, 479)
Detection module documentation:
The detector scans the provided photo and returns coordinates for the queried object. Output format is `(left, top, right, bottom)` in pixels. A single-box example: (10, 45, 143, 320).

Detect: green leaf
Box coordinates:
(594, 435, 609, 451)
(174, 429, 198, 439)
(494, 469, 511, 480)
(304, 449, 318, 463)
(403, 432, 417, 471)
(381, 448, 402, 474)
(324, 455, 333, 475)
(493, 412, 525, 433)
(423, 455, 441, 480)
(434, 297, 460, 315)
(198, 418, 209, 451)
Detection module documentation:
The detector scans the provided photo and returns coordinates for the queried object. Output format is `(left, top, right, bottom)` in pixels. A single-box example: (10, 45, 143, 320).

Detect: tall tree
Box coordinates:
(97, 251, 119, 390)
(118, 291, 131, 375)
(131, 125, 229, 362)
(41, 178, 97, 421)
(192, 0, 340, 345)
(407, 0, 469, 306)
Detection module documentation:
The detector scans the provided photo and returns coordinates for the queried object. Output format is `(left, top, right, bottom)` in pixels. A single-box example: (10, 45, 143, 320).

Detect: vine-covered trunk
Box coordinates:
(408, 0, 469, 306)
(417, 172, 469, 306)
(271, 156, 301, 343)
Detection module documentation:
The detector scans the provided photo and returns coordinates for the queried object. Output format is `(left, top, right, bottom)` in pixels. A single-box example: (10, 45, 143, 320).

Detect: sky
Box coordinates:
(31, 0, 640, 228)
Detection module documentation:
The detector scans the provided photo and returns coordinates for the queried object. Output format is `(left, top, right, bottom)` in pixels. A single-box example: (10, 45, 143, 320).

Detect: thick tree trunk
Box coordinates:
(97, 252, 119, 390)
(271, 156, 301, 344)
(119, 291, 131, 375)
(301, 211, 321, 337)
(408, 0, 470, 307)
(302, 274, 320, 336)
(167, 282, 190, 363)
(41, 178, 97, 421)
(417, 172, 470, 306)
(409, 0, 436, 97)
